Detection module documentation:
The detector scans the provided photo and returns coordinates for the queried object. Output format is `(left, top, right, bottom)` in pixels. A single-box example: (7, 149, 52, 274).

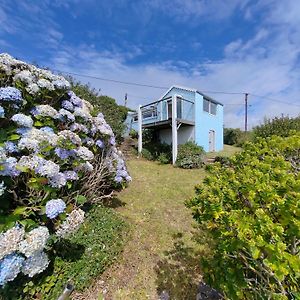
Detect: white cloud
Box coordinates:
(2, 0, 300, 130)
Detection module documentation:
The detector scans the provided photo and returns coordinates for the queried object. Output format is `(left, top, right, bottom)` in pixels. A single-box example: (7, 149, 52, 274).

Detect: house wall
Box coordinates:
(158, 126, 195, 145)
(194, 93, 223, 152)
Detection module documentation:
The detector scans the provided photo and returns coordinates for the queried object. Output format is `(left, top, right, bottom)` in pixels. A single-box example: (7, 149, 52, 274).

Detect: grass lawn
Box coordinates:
(73, 159, 207, 300)
(206, 144, 241, 158)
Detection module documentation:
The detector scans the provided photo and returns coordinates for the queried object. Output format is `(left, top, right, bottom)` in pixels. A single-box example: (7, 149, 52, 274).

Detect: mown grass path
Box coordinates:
(74, 159, 207, 300)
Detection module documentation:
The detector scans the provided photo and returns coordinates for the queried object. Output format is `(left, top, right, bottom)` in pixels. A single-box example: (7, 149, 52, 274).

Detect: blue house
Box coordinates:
(125, 86, 224, 164)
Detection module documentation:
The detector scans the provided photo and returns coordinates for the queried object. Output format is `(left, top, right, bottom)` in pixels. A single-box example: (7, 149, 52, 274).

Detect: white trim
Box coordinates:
(138, 105, 142, 155)
(172, 94, 178, 165)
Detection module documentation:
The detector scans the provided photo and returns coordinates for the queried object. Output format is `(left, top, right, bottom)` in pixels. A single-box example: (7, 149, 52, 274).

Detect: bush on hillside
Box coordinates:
(253, 115, 300, 139)
(157, 152, 171, 164)
(223, 128, 252, 147)
(176, 142, 205, 169)
(70, 79, 129, 143)
(187, 134, 300, 299)
(0, 53, 130, 293)
(129, 129, 138, 139)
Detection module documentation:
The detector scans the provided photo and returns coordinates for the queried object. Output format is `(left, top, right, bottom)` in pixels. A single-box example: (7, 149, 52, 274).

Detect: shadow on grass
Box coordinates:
(53, 239, 85, 261)
(155, 232, 202, 300)
(102, 196, 126, 208)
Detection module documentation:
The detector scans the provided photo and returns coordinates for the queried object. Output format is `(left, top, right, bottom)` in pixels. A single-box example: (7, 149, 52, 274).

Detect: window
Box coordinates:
(210, 102, 217, 115)
(203, 98, 217, 115)
(203, 98, 210, 113)
(133, 115, 138, 122)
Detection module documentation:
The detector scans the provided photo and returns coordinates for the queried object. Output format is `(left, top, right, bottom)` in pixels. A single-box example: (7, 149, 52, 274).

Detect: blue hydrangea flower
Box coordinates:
(0, 106, 4, 118)
(54, 148, 75, 160)
(125, 175, 132, 182)
(0, 87, 22, 103)
(109, 136, 116, 146)
(11, 113, 33, 127)
(40, 127, 54, 134)
(114, 175, 123, 183)
(4, 141, 18, 153)
(45, 199, 66, 219)
(117, 169, 128, 178)
(95, 139, 105, 149)
(63, 170, 79, 181)
(0, 157, 20, 177)
(68, 91, 83, 107)
(16, 127, 30, 136)
(61, 100, 74, 111)
(0, 253, 24, 286)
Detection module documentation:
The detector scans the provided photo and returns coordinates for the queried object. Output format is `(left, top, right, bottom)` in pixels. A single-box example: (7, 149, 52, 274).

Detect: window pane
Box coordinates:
(143, 111, 152, 119)
(211, 102, 217, 115)
(203, 98, 209, 112)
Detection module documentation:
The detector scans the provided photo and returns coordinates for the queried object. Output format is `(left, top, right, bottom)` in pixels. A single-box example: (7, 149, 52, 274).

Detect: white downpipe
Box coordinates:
(172, 95, 178, 165)
(138, 105, 142, 155)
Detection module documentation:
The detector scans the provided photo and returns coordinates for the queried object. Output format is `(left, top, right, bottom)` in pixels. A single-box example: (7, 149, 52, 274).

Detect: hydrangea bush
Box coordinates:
(0, 53, 131, 287)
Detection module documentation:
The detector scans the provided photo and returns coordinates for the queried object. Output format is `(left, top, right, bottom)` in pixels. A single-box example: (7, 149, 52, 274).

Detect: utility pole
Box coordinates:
(124, 93, 128, 107)
(245, 93, 248, 132)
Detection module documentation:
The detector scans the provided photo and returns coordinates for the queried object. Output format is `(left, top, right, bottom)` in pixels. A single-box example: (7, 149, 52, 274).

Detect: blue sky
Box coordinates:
(1, 0, 300, 128)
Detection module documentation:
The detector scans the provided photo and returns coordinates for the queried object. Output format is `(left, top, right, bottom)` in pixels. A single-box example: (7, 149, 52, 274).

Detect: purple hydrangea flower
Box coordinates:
(45, 199, 66, 219)
(48, 173, 67, 188)
(95, 139, 105, 149)
(0, 253, 25, 286)
(54, 148, 75, 160)
(0, 87, 22, 103)
(61, 100, 74, 111)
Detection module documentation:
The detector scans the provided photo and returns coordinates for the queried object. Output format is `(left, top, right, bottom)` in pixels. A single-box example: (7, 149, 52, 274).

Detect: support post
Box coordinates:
(138, 105, 142, 155)
(245, 93, 248, 132)
(172, 95, 178, 165)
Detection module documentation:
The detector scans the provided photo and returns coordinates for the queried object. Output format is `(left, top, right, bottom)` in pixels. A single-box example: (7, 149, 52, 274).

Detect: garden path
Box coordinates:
(73, 158, 207, 300)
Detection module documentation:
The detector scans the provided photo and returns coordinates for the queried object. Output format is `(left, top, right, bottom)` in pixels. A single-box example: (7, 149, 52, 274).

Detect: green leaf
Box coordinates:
(75, 195, 87, 205)
(8, 134, 20, 141)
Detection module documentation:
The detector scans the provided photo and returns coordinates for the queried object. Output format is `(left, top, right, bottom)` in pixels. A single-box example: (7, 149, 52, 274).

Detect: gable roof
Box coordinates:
(159, 85, 224, 106)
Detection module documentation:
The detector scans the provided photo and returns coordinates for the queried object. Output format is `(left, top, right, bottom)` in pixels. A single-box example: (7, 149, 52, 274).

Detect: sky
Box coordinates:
(0, 0, 300, 128)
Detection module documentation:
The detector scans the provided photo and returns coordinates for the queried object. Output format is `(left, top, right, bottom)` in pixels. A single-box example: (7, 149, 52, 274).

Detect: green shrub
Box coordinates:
(224, 128, 252, 147)
(141, 141, 172, 164)
(141, 148, 154, 160)
(187, 134, 300, 299)
(176, 142, 205, 169)
(129, 129, 138, 139)
(0, 205, 127, 299)
(157, 152, 171, 164)
(253, 115, 300, 139)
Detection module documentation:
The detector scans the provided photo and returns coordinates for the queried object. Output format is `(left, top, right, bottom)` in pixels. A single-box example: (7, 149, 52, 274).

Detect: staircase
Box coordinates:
(120, 137, 137, 159)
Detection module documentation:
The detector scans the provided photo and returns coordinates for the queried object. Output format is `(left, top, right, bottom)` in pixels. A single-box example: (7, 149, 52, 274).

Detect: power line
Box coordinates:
(53, 69, 169, 90)
(53, 68, 300, 107)
(249, 93, 300, 107)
